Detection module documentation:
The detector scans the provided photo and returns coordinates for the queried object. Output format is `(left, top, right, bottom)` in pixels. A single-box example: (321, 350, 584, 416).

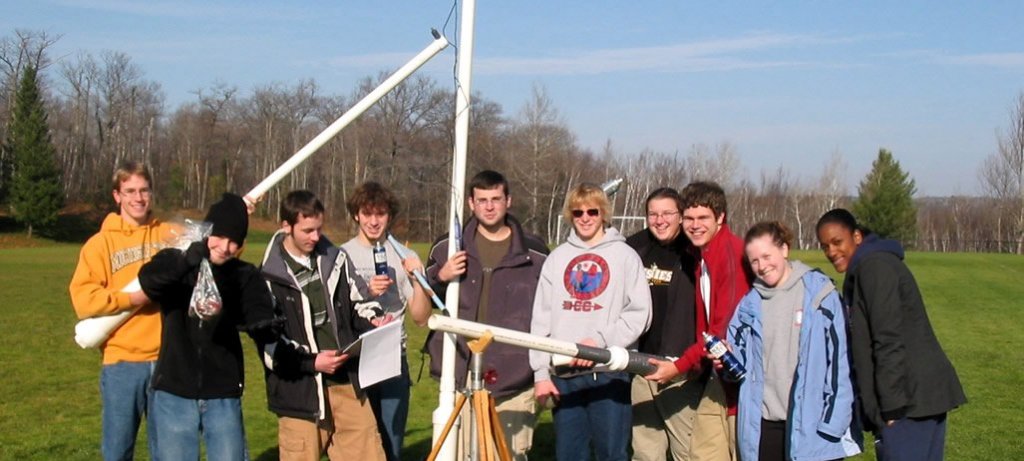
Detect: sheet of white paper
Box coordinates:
(357, 320, 402, 388)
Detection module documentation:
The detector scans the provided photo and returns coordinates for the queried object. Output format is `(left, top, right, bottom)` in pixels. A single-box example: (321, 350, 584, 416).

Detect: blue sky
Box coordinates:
(4, 1, 1023, 196)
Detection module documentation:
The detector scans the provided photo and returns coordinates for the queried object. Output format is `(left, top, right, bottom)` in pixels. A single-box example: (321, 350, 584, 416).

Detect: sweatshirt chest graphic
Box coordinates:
(562, 253, 610, 308)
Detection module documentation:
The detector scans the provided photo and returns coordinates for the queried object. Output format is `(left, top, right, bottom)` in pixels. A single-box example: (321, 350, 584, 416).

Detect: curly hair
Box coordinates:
(346, 181, 399, 220)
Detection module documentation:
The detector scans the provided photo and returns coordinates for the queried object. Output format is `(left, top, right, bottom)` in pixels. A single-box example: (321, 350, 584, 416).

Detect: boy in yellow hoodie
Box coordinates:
(70, 161, 174, 461)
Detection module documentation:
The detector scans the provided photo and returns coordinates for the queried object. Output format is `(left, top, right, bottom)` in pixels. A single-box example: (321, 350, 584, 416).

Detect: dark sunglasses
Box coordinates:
(571, 208, 600, 218)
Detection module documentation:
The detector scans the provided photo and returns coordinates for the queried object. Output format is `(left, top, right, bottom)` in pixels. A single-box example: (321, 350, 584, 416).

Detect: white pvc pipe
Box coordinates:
(244, 33, 449, 205)
(429, 314, 581, 357)
(433, 2, 476, 459)
(386, 233, 446, 310)
(428, 314, 665, 375)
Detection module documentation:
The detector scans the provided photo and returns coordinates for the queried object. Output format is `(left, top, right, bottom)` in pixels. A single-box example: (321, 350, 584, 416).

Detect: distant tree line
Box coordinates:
(1, 29, 1022, 253)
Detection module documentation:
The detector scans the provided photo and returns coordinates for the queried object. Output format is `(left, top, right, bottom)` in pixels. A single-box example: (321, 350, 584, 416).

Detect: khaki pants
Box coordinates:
(458, 386, 538, 461)
(689, 374, 736, 461)
(631, 375, 703, 461)
(278, 384, 386, 461)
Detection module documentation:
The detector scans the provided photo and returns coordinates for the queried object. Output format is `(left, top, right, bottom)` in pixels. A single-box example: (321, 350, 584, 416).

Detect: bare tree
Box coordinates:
(979, 92, 1024, 254)
(686, 141, 742, 188)
(507, 83, 578, 241)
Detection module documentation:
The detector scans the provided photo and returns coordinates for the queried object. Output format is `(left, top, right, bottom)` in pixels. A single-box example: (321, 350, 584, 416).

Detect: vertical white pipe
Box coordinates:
(432, 0, 476, 459)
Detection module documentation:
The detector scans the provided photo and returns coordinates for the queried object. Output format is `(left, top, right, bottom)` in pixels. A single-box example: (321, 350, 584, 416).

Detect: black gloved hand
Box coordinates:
(185, 240, 210, 267)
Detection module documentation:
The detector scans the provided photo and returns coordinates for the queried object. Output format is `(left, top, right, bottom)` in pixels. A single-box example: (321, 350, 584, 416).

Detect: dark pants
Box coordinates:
(875, 414, 947, 461)
(759, 419, 787, 461)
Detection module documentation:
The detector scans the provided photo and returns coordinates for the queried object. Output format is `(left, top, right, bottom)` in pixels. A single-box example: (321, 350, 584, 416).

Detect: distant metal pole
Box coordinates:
(244, 32, 449, 205)
(433, 1, 476, 459)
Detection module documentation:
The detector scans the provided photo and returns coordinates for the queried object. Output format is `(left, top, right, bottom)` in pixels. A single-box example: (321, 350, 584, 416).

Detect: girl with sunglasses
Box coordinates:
(530, 183, 652, 461)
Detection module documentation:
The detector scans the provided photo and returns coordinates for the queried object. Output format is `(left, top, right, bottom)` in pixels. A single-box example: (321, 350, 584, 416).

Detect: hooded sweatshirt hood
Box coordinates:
(848, 233, 904, 274)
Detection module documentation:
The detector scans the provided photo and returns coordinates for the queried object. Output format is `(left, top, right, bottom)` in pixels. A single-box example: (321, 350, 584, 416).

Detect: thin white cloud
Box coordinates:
(52, 0, 308, 21)
(311, 32, 866, 76)
(315, 52, 435, 71)
(474, 33, 866, 76)
(937, 52, 1024, 69)
(880, 49, 1024, 70)
(53, 0, 230, 18)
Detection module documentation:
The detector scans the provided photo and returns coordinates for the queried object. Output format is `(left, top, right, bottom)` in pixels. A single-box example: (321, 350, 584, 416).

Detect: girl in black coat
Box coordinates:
(816, 209, 966, 461)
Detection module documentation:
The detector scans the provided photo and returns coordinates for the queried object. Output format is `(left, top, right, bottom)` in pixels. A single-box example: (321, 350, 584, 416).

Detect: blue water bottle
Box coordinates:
(373, 241, 388, 276)
(703, 332, 746, 382)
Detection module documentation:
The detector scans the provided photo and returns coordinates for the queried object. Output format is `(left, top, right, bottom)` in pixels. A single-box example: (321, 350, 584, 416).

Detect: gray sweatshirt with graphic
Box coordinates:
(529, 227, 652, 382)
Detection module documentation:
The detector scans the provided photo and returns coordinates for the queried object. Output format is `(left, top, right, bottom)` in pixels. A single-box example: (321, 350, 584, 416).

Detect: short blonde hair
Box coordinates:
(563, 183, 612, 225)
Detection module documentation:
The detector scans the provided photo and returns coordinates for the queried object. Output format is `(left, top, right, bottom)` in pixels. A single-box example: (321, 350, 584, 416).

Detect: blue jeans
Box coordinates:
(368, 356, 410, 461)
(875, 413, 947, 461)
(100, 361, 158, 461)
(151, 390, 247, 461)
(552, 372, 632, 461)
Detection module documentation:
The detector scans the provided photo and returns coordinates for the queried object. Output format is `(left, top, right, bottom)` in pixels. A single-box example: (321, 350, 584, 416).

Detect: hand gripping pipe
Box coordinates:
(385, 234, 447, 312)
(427, 314, 669, 375)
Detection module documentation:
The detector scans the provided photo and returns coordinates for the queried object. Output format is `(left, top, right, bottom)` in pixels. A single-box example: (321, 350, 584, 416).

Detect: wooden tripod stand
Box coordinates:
(426, 332, 513, 461)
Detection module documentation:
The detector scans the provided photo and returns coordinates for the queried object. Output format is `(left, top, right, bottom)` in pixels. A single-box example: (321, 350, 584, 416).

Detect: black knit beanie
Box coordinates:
(204, 193, 248, 244)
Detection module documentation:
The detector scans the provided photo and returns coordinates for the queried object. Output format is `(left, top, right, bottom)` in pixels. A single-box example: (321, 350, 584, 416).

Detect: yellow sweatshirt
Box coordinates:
(70, 213, 175, 364)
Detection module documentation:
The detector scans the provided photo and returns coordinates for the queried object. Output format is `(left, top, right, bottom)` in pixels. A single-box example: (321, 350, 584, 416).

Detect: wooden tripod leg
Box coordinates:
(426, 392, 468, 461)
(474, 391, 494, 461)
(489, 394, 513, 461)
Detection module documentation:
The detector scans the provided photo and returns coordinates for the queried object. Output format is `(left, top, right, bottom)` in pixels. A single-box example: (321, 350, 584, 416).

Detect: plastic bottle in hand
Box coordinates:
(373, 241, 388, 276)
(703, 332, 746, 382)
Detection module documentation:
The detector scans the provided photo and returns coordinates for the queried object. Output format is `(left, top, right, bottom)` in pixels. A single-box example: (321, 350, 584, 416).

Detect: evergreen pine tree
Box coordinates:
(8, 65, 63, 238)
(852, 148, 918, 245)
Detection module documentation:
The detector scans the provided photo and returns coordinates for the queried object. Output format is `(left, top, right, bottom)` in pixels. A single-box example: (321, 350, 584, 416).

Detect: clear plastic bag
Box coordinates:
(189, 258, 222, 321)
(169, 219, 213, 251)
(171, 219, 222, 322)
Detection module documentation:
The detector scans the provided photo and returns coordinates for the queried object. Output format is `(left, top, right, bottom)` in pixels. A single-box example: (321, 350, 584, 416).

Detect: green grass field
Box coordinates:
(0, 239, 1021, 459)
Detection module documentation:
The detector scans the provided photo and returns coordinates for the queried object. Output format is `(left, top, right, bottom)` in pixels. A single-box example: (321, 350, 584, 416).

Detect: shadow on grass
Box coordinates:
(253, 447, 279, 461)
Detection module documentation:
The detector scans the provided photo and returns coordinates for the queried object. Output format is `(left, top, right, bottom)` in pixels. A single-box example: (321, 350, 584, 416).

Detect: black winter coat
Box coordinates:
(139, 242, 278, 400)
(259, 233, 375, 423)
(843, 235, 967, 431)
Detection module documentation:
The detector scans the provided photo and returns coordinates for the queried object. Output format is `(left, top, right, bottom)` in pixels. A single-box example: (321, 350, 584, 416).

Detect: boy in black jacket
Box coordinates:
(138, 193, 278, 461)
(259, 190, 387, 461)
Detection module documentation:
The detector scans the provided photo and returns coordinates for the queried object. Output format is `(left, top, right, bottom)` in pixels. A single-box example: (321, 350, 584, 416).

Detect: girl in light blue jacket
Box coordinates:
(728, 222, 861, 461)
